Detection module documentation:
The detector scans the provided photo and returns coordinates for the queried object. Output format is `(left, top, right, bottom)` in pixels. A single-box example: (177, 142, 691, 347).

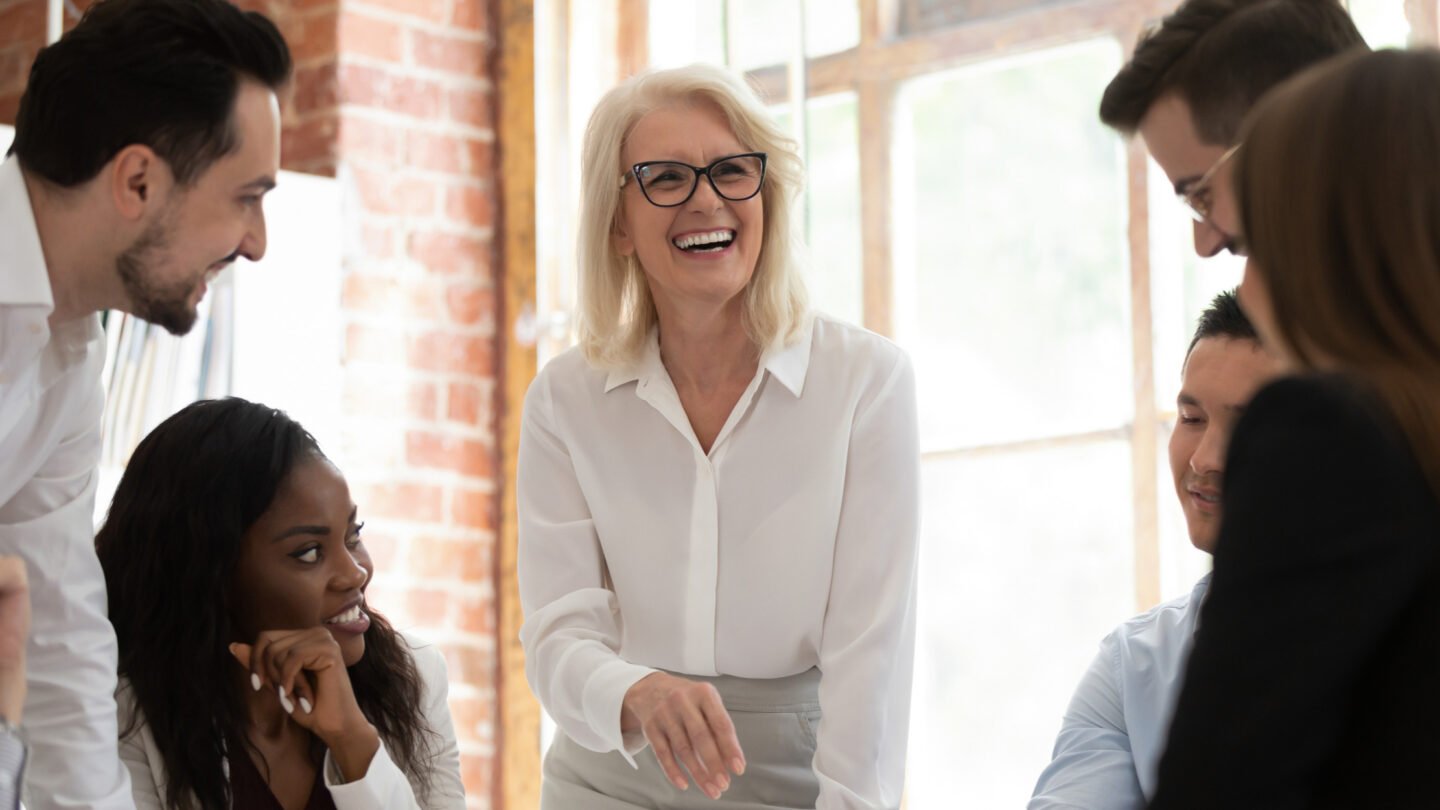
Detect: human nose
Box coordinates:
(687, 171, 725, 212)
(239, 202, 268, 262)
(330, 549, 368, 590)
(1190, 424, 1227, 476)
(1192, 218, 1226, 258)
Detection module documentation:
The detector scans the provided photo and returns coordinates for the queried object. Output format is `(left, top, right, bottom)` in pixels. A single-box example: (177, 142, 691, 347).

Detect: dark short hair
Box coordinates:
(1100, 0, 1364, 145)
(10, 0, 292, 188)
(1186, 288, 1257, 358)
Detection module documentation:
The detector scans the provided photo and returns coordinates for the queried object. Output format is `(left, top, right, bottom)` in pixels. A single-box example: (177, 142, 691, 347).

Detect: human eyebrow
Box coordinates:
(240, 176, 277, 193)
(272, 524, 329, 543)
(1177, 393, 1201, 408)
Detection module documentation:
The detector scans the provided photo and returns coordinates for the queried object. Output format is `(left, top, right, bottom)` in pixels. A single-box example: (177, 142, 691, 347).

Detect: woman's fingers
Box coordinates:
(646, 728, 692, 792)
(679, 702, 731, 798)
(228, 642, 263, 693)
(638, 679, 743, 799)
(699, 690, 746, 775)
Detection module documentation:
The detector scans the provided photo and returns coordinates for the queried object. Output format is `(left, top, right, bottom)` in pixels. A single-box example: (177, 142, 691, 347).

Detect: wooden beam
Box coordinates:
(1407, 0, 1440, 45)
(863, 0, 903, 43)
(857, 77, 895, 337)
(497, 0, 541, 807)
(1125, 135, 1161, 612)
(616, 0, 649, 79)
(748, 0, 1175, 99)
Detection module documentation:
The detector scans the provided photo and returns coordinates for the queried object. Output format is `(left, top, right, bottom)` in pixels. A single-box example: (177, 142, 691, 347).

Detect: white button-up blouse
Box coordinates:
(518, 314, 920, 808)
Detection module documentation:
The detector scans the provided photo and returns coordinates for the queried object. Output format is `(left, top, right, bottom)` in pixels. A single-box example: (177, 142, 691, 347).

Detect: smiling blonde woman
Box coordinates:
(518, 64, 921, 809)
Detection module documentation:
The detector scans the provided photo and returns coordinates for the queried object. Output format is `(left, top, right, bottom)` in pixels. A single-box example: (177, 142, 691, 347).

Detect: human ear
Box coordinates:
(109, 145, 168, 221)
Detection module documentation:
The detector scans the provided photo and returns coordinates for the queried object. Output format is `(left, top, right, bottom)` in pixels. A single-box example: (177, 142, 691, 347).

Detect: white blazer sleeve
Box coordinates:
(114, 682, 169, 810)
(413, 639, 467, 806)
(516, 374, 655, 764)
(1029, 631, 1145, 809)
(813, 350, 920, 810)
(323, 639, 467, 809)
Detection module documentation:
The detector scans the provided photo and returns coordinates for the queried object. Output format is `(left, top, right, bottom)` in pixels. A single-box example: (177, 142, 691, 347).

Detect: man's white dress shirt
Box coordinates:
(0, 156, 133, 808)
(519, 315, 920, 809)
(1029, 574, 1211, 809)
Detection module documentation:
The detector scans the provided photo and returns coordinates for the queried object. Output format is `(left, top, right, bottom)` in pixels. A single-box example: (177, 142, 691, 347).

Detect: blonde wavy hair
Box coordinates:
(575, 63, 809, 369)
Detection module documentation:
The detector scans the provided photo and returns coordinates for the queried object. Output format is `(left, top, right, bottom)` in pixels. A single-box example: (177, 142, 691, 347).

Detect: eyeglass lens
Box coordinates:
(634, 154, 765, 207)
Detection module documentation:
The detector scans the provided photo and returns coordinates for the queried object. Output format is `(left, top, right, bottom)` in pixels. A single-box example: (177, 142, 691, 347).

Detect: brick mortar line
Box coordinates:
(382, 576, 499, 596)
(345, 218, 495, 241)
(342, 266, 499, 284)
(337, 54, 495, 91)
(334, 365, 503, 389)
(343, 468, 500, 488)
(344, 164, 499, 188)
(341, 4, 492, 43)
(338, 113, 494, 143)
(337, 106, 496, 139)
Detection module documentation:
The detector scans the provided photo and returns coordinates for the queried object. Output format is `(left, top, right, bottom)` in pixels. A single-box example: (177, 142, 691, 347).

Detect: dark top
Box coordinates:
(229, 737, 337, 810)
(1150, 375, 1440, 809)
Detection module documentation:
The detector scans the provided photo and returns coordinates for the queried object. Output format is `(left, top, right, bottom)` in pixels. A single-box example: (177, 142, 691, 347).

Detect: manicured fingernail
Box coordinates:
(718, 775, 730, 791)
(299, 696, 312, 715)
(278, 685, 294, 714)
(732, 758, 745, 774)
(250, 673, 262, 692)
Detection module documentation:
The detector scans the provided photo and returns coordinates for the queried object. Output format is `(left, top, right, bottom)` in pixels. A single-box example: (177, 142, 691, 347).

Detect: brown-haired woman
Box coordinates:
(1149, 48, 1440, 809)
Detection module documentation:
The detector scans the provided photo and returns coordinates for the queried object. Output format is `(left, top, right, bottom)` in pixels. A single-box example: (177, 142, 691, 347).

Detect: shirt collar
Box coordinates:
(0, 156, 55, 311)
(602, 315, 815, 397)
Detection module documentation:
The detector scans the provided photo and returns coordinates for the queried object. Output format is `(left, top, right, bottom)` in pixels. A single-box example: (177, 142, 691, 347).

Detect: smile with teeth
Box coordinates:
(325, 604, 365, 625)
(672, 229, 735, 252)
(1191, 490, 1220, 505)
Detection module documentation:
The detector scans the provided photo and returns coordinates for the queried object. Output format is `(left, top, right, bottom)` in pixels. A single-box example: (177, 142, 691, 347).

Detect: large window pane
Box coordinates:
(726, 0, 861, 70)
(727, 0, 800, 70)
(802, 0, 861, 58)
(893, 39, 1131, 452)
(1347, 0, 1411, 47)
(909, 439, 1135, 808)
(649, 0, 727, 68)
(775, 94, 865, 325)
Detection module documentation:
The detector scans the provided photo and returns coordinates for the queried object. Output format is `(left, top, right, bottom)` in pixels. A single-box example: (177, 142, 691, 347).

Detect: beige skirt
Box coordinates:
(541, 668, 822, 810)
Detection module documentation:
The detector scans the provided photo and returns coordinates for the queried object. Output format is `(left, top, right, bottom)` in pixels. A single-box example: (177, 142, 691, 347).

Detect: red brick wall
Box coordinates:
(2, 2, 503, 806)
(0, 0, 45, 124)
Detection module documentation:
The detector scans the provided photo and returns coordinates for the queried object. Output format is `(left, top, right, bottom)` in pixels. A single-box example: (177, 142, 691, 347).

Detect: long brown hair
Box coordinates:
(1236, 47, 1440, 500)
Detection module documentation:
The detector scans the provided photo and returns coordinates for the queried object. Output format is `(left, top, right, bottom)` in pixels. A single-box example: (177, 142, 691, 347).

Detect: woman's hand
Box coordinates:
(621, 672, 746, 799)
(230, 629, 380, 782)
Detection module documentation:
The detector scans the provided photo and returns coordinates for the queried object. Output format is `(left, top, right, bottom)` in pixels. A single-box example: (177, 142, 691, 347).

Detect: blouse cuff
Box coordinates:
(582, 659, 658, 767)
(323, 739, 412, 809)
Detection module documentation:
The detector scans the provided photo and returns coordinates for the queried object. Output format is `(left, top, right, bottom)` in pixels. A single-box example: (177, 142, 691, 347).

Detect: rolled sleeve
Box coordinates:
(1030, 632, 1145, 809)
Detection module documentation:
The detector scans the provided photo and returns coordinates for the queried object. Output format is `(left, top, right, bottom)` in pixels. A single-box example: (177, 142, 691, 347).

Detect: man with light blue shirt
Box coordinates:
(1029, 291, 1278, 808)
